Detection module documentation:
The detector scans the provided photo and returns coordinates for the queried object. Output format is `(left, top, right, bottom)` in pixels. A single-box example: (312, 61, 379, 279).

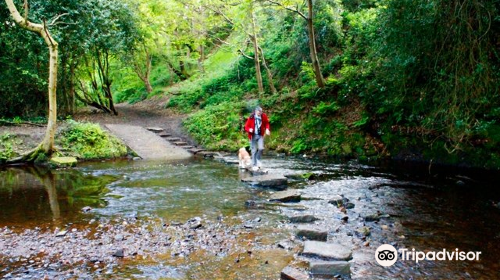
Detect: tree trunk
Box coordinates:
(259, 47, 277, 94)
(133, 48, 153, 94)
(249, 3, 264, 96)
(307, 0, 325, 88)
(5, 0, 58, 157)
(69, 60, 76, 115)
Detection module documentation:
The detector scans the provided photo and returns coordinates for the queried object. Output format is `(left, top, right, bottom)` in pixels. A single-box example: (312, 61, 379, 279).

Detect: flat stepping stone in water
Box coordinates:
(146, 127, 164, 133)
(197, 151, 221, 158)
(302, 241, 352, 261)
(269, 189, 301, 203)
(296, 225, 328, 241)
(158, 132, 171, 137)
(289, 215, 319, 223)
(187, 148, 205, 154)
(165, 137, 182, 142)
(309, 260, 351, 278)
(247, 168, 269, 175)
(241, 174, 288, 190)
(217, 157, 239, 165)
(280, 266, 310, 280)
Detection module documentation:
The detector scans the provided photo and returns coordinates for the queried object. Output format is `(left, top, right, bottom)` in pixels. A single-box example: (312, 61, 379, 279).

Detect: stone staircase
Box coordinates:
(145, 126, 210, 156)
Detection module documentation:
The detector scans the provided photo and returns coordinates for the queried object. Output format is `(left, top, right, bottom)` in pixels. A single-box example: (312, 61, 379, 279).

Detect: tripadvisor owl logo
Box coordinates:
(375, 244, 482, 267)
(375, 244, 398, 266)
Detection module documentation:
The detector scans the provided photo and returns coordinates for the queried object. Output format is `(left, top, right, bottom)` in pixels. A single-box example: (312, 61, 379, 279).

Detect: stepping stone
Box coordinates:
(216, 157, 239, 165)
(165, 137, 182, 142)
(187, 148, 205, 154)
(301, 241, 352, 261)
(173, 141, 189, 146)
(309, 260, 350, 278)
(328, 195, 349, 206)
(289, 215, 319, 223)
(158, 132, 171, 137)
(197, 151, 221, 158)
(146, 127, 164, 133)
(269, 189, 301, 203)
(181, 146, 194, 149)
(280, 266, 310, 280)
(241, 174, 288, 189)
(247, 168, 269, 175)
(296, 225, 327, 241)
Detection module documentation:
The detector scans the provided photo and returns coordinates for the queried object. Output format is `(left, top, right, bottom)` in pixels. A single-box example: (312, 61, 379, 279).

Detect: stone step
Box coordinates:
(296, 225, 327, 241)
(186, 148, 205, 154)
(146, 127, 164, 133)
(165, 137, 182, 142)
(181, 145, 194, 149)
(241, 174, 288, 190)
(289, 215, 319, 223)
(309, 260, 350, 278)
(280, 266, 310, 280)
(301, 241, 352, 261)
(173, 141, 189, 146)
(196, 151, 221, 158)
(158, 132, 171, 137)
(269, 189, 301, 203)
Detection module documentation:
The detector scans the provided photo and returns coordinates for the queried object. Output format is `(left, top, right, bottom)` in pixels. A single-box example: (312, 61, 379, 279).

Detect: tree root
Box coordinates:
(6, 144, 52, 165)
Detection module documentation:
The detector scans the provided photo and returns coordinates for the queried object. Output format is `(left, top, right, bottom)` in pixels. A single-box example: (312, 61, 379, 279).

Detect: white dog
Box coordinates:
(238, 147, 252, 169)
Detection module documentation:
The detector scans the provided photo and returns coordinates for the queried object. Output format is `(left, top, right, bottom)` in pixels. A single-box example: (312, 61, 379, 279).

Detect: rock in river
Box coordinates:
(289, 215, 319, 224)
(269, 189, 301, 203)
(241, 174, 288, 189)
(309, 260, 351, 278)
(301, 241, 352, 261)
(112, 249, 125, 258)
(296, 225, 327, 241)
(281, 266, 310, 280)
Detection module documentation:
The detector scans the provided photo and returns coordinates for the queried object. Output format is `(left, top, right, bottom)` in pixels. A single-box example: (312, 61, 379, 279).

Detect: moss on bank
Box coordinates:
(0, 120, 128, 165)
(57, 120, 128, 160)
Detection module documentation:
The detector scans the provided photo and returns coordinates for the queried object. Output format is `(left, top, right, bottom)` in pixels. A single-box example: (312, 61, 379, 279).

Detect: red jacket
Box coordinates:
(244, 113, 270, 140)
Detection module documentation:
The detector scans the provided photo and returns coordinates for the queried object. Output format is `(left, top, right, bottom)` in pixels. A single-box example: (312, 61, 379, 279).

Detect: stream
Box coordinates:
(1, 156, 499, 279)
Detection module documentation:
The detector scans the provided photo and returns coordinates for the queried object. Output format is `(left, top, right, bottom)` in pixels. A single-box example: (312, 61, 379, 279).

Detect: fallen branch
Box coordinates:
(0, 119, 45, 127)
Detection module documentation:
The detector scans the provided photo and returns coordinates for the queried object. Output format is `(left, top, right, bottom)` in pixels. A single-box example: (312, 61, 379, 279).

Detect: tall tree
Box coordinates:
(5, 0, 58, 159)
(266, 0, 326, 87)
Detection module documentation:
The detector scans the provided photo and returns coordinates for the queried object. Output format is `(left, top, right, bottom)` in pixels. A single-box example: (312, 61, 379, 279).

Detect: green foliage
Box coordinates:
(183, 102, 248, 151)
(59, 120, 128, 159)
(0, 133, 15, 162)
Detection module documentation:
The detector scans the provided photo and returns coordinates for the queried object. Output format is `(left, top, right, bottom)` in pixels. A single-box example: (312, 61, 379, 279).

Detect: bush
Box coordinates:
(183, 102, 248, 151)
(59, 121, 128, 159)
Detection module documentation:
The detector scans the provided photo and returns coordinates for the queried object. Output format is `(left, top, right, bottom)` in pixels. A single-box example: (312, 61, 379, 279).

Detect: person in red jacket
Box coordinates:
(244, 106, 270, 170)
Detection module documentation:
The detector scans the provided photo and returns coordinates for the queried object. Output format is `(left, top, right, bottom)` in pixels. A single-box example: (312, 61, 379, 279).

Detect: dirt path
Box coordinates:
(1, 99, 199, 157)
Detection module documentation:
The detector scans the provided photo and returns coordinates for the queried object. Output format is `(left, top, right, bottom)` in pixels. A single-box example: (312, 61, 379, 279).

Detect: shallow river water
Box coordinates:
(1, 156, 499, 279)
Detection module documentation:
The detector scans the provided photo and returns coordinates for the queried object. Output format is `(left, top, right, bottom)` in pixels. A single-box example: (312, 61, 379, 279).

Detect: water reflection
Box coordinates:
(0, 166, 115, 226)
